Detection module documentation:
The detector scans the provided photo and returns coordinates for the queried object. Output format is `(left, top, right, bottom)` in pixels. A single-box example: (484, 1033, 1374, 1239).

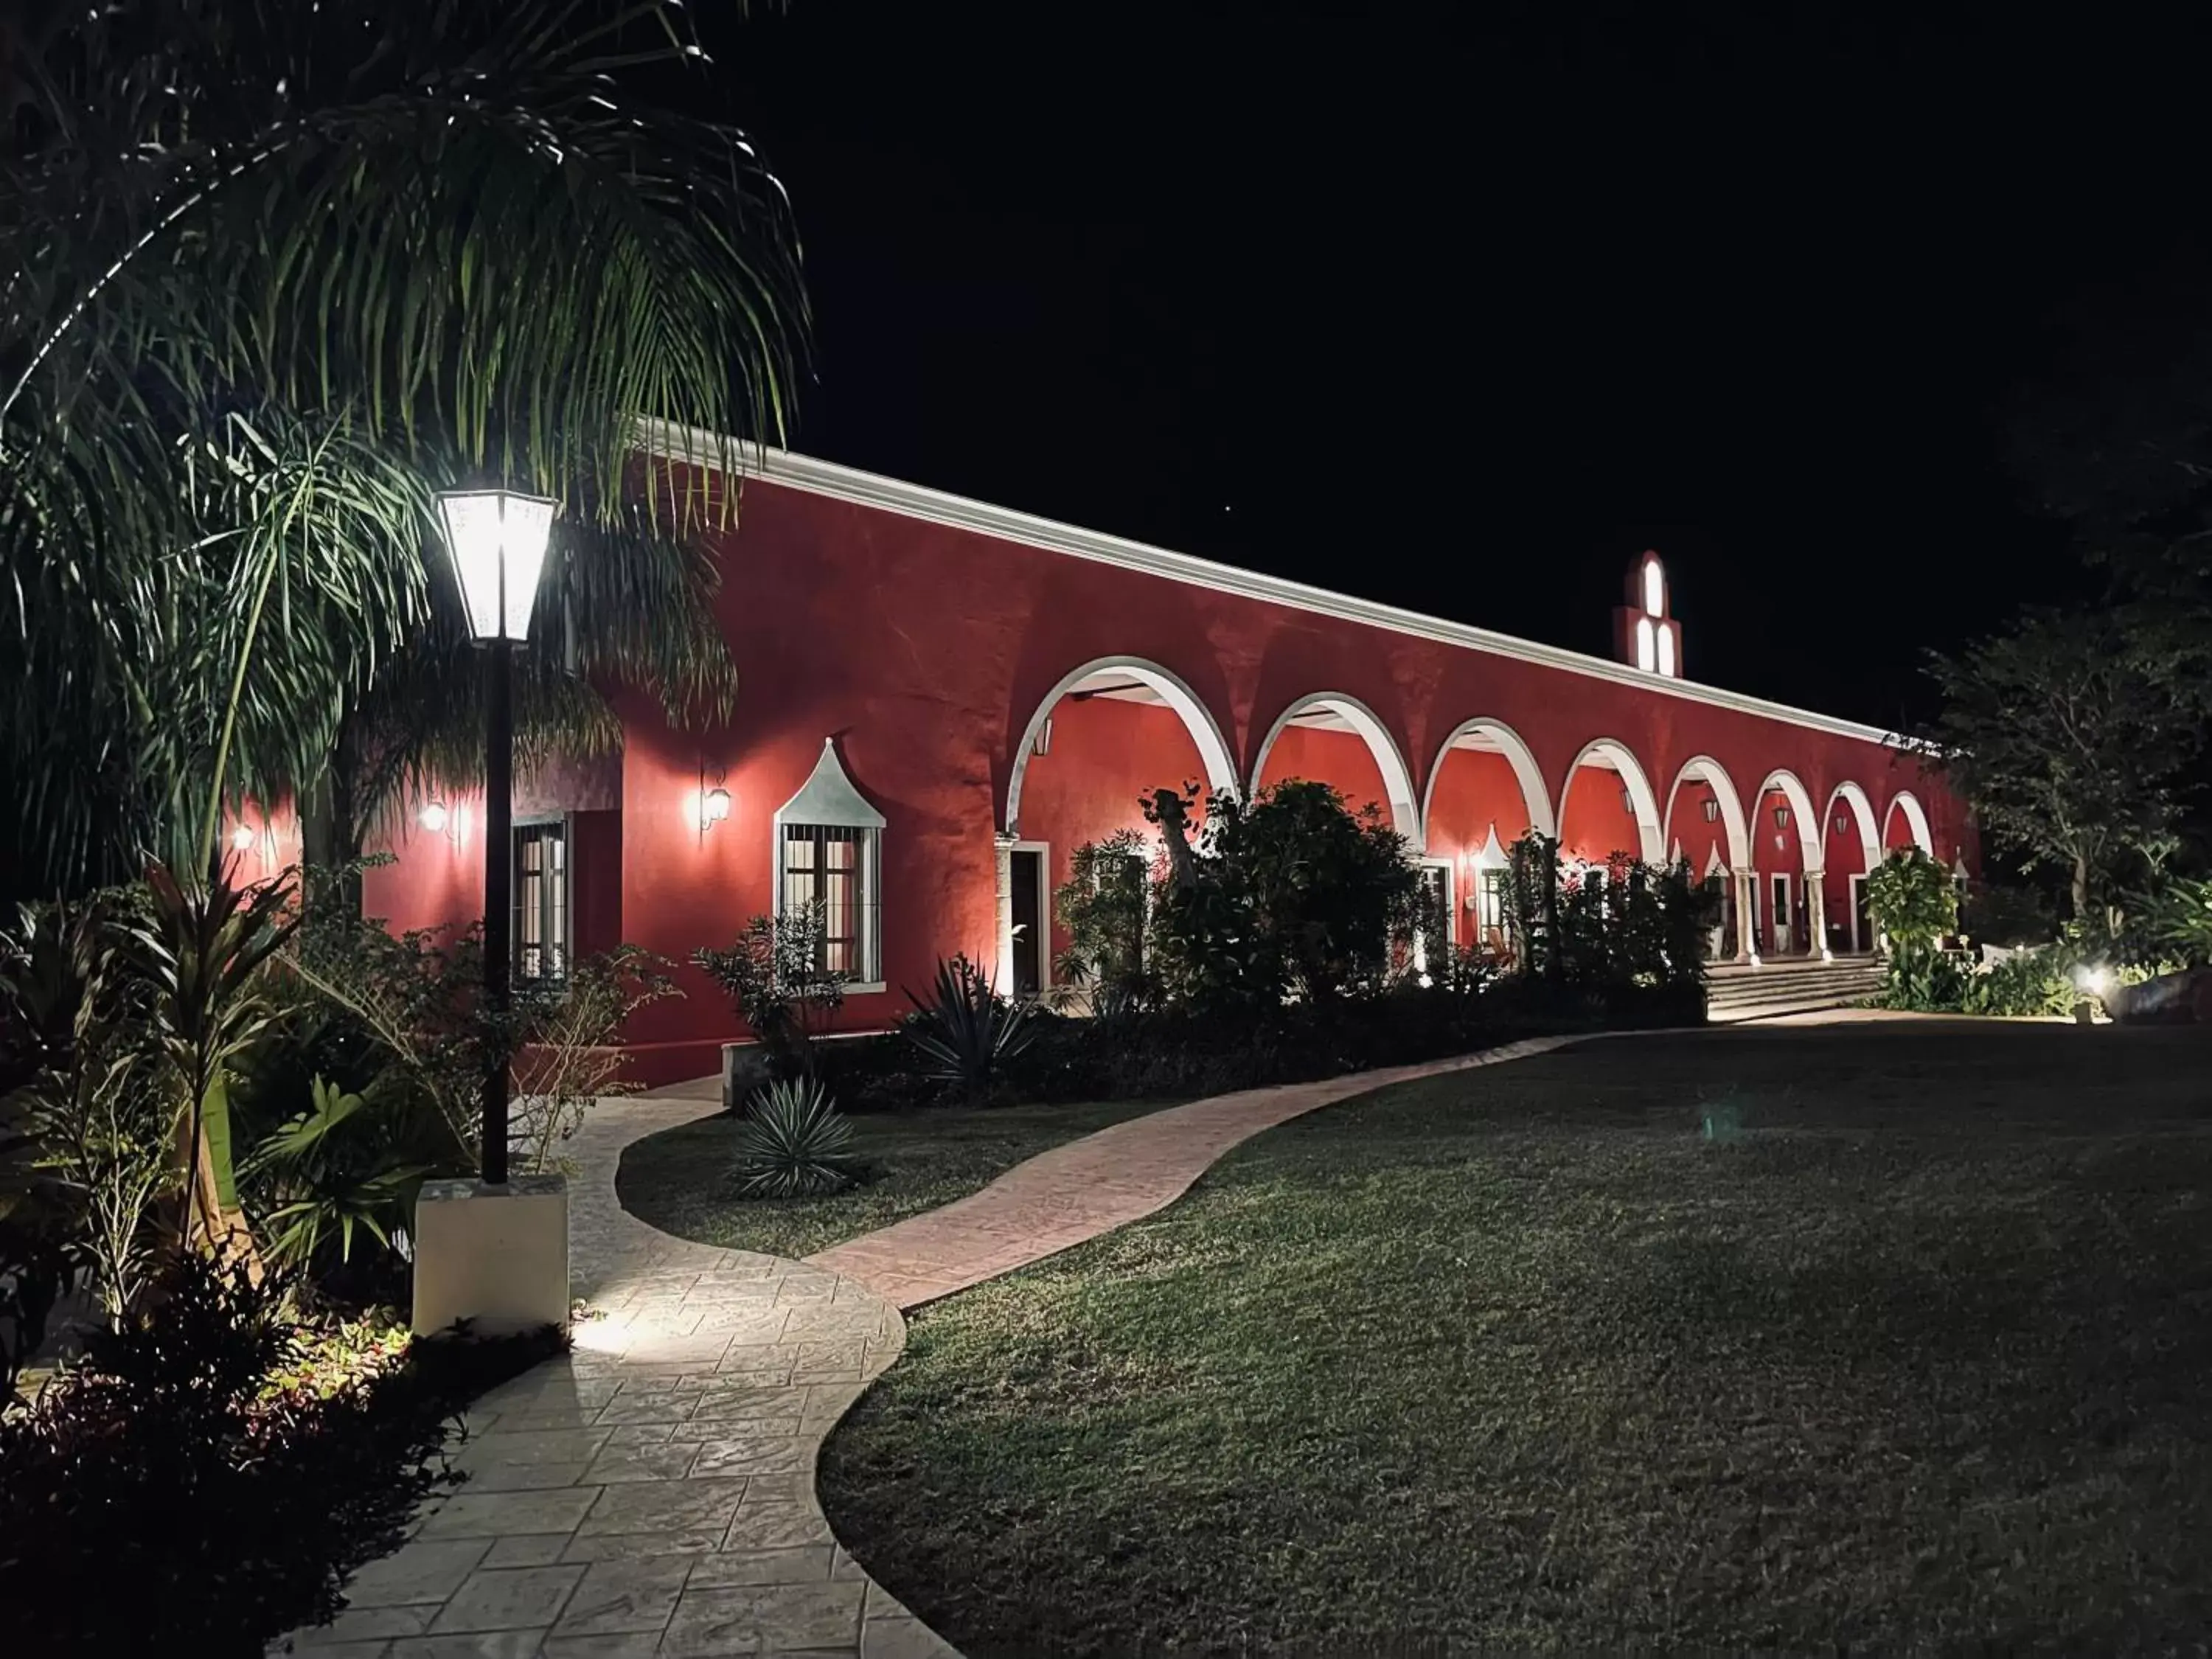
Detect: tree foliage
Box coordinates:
(1, 0, 806, 892)
(1921, 608, 2204, 919)
(1864, 847, 1957, 954)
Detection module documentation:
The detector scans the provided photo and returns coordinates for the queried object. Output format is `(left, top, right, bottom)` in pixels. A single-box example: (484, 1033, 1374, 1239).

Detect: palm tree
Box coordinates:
(1, 0, 806, 1254)
(0, 0, 804, 894)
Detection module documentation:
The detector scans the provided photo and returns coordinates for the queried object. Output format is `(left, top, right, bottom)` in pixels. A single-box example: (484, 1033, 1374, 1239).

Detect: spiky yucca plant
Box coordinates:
(900, 953, 1035, 1095)
(731, 1077, 858, 1200)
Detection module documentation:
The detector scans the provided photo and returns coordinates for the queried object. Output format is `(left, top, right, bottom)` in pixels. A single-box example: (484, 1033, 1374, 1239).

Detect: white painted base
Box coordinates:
(412, 1175, 571, 1338)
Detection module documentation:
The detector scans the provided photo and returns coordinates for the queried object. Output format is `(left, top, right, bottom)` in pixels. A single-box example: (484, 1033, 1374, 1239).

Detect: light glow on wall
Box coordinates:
(1635, 616, 1656, 672)
(1642, 557, 1665, 617)
(1655, 625, 1676, 677)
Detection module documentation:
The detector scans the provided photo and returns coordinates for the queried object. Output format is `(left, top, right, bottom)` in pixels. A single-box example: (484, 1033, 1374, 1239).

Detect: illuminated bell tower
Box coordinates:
(1613, 549, 1683, 678)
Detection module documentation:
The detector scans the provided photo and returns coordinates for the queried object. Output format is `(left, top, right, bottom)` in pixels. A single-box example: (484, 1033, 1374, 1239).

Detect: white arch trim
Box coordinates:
(1557, 738, 1665, 863)
(1826, 781, 1882, 876)
(1419, 717, 1557, 849)
(1885, 790, 1934, 855)
(1249, 691, 1422, 848)
(1754, 769, 1823, 873)
(1004, 655, 1238, 835)
(1660, 755, 1750, 871)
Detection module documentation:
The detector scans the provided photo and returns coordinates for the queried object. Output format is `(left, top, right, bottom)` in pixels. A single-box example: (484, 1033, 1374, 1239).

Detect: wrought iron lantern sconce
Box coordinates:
(1774, 804, 1792, 830)
(1833, 810, 1850, 835)
(1702, 797, 1719, 822)
(1032, 715, 1054, 757)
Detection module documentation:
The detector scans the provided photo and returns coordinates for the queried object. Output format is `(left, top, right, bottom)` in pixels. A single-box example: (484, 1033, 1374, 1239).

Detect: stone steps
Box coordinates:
(1707, 957, 1885, 1023)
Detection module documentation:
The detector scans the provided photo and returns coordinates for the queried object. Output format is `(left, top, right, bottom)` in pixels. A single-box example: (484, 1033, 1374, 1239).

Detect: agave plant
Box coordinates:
(900, 954, 1036, 1094)
(731, 1077, 859, 1200)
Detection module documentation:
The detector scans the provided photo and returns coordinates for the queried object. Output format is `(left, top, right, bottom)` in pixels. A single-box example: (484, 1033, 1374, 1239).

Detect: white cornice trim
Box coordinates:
(644, 420, 1899, 747)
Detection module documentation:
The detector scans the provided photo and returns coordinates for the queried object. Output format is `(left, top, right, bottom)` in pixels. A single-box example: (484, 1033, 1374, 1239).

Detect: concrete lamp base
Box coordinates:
(411, 1175, 571, 1338)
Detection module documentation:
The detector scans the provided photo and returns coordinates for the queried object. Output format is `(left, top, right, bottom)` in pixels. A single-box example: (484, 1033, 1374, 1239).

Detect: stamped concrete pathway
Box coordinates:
(276, 1097, 953, 1659)
(808, 1034, 1584, 1310)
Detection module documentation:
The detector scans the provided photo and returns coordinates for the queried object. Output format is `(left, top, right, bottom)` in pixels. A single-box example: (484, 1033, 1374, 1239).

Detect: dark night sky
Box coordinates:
(702, 4, 2204, 729)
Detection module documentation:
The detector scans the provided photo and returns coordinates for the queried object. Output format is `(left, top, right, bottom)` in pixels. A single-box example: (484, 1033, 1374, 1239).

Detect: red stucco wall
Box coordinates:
(364, 470, 1972, 1083)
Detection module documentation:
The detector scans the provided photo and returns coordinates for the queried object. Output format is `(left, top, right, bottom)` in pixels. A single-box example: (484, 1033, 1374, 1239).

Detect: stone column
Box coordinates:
(993, 830, 1018, 990)
(1806, 869, 1829, 959)
(1735, 867, 1759, 964)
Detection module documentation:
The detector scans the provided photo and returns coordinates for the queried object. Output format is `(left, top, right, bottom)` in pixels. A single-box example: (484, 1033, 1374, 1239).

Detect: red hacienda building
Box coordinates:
(318, 431, 1972, 1085)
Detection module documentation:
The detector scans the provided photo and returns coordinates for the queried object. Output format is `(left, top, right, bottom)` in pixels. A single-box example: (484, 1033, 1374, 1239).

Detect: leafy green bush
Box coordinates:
(1500, 833, 1713, 987)
(1961, 951, 2074, 1017)
(694, 905, 847, 1078)
(900, 954, 1035, 1097)
(733, 1076, 861, 1197)
(1051, 830, 1156, 1012)
(1866, 848, 1957, 951)
(0, 1254, 562, 1653)
(1871, 945, 2071, 1016)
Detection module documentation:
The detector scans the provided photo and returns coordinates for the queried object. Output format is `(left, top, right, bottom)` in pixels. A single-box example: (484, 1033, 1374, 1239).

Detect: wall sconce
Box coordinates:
(419, 799, 451, 833)
(1774, 804, 1792, 830)
(1833, 811, 1850, 835)
(1033, 715, 1053, 757)
(1702, 798, 1719, 823)
(229, 824, 255, 853)
(695, 765, 732, 840)
(1621, 787, 1635, 815)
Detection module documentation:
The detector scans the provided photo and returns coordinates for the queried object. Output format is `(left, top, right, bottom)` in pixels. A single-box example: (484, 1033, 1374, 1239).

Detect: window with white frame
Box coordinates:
(513, 818, 569, 984)
(775, 740, 886, 988)
(1478, 867, 1510, 945)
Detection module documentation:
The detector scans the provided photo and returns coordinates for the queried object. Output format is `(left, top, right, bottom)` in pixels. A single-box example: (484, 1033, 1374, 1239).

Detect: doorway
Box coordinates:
(1849, 872, 1869, 953)
(1769, 872, 1793, 956)
(1009, 844, 1048, 996)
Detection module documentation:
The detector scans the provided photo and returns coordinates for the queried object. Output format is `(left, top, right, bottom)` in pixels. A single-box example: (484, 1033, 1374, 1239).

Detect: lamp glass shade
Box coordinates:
(704, 786, 733, 823)
(439, 490, 556, 641)
(1774, 804, 1791, 829)
(1702, 798, 1719, 822)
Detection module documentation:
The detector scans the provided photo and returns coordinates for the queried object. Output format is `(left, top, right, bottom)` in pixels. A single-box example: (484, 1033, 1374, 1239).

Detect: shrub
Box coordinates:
(1866, 848, 1957, 952)
(0, 1254, 562, 1653)
(1961, 950, 2073, 1017)
(694, 905, 846, 1078)
(1500, 833, 1713, 987)
(733, 1076, 861, 1197)
(1051, 830, 1155, 1012)
(900, 954, 1035, 1097)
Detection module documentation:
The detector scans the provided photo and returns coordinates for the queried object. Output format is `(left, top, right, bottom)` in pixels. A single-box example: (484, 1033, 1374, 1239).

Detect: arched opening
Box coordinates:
(1751, 769, 1823, 957)
(1662, 757, 1750, 961)
(1421, 719, 1554, 956)
(1824, 782, 1882, 953)
(1249, 692, 1421, 846)
(1002, 657, 1238, 995)
(1557, 739, 1664, 866)
(1884, 790, 1934, 855)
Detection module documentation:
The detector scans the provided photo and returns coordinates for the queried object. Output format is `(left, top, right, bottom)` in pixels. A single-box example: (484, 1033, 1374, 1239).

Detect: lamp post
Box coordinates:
(437, 488, 554, 1187)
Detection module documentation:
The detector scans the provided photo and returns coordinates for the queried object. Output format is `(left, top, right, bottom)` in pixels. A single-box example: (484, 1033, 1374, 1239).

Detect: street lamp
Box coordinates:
(437, 487, 554, 1187)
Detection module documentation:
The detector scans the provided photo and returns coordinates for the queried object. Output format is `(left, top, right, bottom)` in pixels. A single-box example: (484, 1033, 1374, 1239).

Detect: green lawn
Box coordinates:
(616, 1097, 1176, 1260)
(819, 1021, 2212, 1655)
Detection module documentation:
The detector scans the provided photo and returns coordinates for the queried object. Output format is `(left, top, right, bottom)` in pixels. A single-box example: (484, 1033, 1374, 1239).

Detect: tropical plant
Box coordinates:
(1865, 847, 1958, 954)
(1052, 830, 1155, 1010)
(695, 907, 848, 1080)
(901, 955, 1036, 1096)
(1, 0, 806, 897)
(131, 860, 301, 1264)
(0, 893, 171, 1323)
(731, 1076, 860, 1200)
(244, 1077, 427, 1273)
(2132, 874, 2212, 968)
